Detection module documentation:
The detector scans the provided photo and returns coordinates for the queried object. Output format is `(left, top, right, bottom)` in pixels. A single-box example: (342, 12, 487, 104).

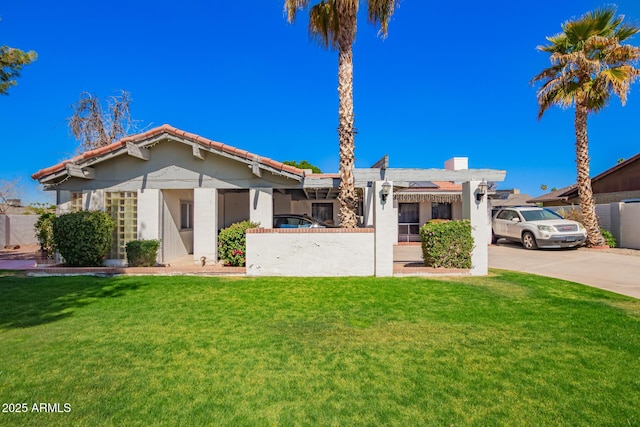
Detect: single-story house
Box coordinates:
(489, 189, 535, 209)
(32, 124, 505, 272)
(528, 153, 640, 206)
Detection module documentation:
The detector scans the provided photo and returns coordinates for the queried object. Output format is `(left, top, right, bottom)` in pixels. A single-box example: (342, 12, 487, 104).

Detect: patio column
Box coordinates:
(194, 188, 218, 265)
(249, 188, 273, 228)
(137, 189, 160, 241)
(462, 181, 490, 276)
(374, 180, 395, 277)
(362, 185, 375, 227)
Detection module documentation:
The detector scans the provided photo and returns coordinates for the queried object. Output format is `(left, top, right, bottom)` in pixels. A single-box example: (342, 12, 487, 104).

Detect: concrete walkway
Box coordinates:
(0, 259, 36, 270)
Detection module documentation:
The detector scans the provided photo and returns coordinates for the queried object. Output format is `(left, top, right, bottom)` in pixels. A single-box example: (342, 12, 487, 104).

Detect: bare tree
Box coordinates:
(68, 90, 138, 152)
(0, 178, 20, 213)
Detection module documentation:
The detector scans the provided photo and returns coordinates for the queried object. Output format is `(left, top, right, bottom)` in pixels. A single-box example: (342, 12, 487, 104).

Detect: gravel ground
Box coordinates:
(579, 246, 640, 257)
(0, 244, 40, 260)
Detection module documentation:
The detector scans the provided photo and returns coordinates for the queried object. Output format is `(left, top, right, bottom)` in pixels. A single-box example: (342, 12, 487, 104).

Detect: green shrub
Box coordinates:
(218, 220, 258, 267)
(52, 210, 114, 267)
(420, 219, 474, 269)
(600, 228, 617, 248)
(34, 212, 56, 257)
(126, 239, 161, 267)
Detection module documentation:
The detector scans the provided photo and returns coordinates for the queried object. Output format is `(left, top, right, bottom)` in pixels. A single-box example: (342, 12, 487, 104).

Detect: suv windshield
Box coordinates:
(520, 209, 563, 221)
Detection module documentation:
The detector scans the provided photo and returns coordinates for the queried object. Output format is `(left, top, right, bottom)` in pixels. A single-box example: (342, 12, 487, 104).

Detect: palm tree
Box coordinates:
(284, 0, 398, 228)
(532, 7, 640, 247)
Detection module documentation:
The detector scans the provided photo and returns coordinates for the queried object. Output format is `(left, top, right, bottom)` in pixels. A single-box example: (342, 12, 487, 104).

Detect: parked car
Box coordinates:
(273, 214, 335, 229)
(492, 207, 587, 249)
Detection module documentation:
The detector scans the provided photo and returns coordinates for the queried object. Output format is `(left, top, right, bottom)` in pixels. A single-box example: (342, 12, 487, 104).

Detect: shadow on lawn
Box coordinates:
(0, 273, 141, 330)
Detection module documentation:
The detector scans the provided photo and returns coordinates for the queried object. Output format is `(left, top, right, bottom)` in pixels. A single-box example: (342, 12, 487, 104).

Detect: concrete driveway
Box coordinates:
(394, 243, 640, 299)
(489, 241, 640, 299)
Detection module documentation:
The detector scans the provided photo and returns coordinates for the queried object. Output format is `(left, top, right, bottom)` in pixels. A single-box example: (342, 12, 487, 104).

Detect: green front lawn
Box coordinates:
(1, 271, 639, 426)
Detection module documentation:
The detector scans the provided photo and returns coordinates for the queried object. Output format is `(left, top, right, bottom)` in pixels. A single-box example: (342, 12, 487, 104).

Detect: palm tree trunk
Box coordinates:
(336, 6, 358, 228)
(575, 102, 606, 247)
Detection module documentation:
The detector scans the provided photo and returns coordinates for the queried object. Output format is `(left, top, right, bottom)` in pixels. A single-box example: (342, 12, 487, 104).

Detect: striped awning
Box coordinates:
(394, 192, 461, 203)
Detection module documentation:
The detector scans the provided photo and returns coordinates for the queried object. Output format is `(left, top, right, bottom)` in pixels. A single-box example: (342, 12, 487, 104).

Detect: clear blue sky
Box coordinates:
(2, 1, 640, 204)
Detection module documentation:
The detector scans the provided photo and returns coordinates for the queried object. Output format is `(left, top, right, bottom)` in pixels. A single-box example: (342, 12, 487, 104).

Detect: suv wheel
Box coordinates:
(522, 231, 538, 250)
(491, 232, 498, 244)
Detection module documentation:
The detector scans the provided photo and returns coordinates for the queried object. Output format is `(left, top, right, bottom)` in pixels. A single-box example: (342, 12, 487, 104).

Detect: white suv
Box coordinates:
(492, 207, 587, 249)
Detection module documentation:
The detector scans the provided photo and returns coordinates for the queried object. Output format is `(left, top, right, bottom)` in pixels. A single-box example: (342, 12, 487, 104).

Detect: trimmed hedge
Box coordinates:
(126, 239, 161, 267)
(420, 219, 474, 269)
(52, 210, 114, 267)
(218, 220, 258, 267)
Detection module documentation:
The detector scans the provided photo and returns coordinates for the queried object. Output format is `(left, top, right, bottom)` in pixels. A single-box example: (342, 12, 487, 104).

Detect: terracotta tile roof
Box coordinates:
(306, 173, 340, 179)
(32, 124, 306, 181)
(398, 181, 462, 192)
(431, 181, 463, 191)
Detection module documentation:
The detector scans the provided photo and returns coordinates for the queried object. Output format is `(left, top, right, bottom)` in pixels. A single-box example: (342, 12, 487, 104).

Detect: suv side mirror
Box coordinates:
(511, 217, 521, 223)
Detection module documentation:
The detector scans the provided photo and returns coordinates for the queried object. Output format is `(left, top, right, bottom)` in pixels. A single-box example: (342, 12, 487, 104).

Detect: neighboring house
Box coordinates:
(527, 153, 640, 206)
(526, 154, 640, 249)
(0, 199, 29, 215)
(32, 124, 505, 266)
(489, 189, 535, 209)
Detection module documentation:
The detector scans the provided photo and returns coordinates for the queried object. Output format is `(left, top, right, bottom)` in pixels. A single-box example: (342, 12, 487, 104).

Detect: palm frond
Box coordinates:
(584, 77, 611, 112)
(307, 1, 340, 50)
(604, 43, 640, 65)
(597, 65, 640, 104)
(284, 0, 309, 23)
(615, 22, 640, 42)
(538, 33, 569, 54)
(535, 79, 577, 119)
(530, 64, 563, 84)
(367, 0, 398, 38)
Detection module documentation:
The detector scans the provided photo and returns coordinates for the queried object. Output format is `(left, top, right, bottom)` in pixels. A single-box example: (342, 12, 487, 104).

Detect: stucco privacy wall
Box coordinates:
(246, 228, 375, 276)
(619, 202, 640, 249)
(0, 214, 38, 246)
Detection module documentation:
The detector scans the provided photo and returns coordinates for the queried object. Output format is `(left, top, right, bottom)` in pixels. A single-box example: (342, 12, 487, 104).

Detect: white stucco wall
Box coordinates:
(57, 191, 72, 214)
(620, 202, 640, 249)
(54, 140, 297, 193)
(194, 188, 218, 265)
(363, 186, 375, 226)
(246, 229, 375, 276)
(250, 188, 273, 228)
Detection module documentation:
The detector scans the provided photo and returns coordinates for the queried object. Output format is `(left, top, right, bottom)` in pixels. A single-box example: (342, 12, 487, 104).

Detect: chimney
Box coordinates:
(444, 157, 468, 171)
